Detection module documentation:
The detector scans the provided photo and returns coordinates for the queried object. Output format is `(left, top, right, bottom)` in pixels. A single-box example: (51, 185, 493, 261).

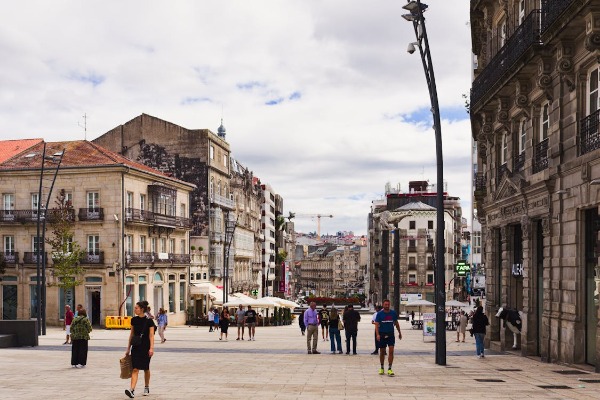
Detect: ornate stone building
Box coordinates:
(0, 140, 193, 326)
(470, 0, 600, 369)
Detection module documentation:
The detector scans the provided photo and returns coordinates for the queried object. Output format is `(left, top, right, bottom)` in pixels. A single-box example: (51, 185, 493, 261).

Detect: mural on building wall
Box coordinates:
(137, 142, 209, 236)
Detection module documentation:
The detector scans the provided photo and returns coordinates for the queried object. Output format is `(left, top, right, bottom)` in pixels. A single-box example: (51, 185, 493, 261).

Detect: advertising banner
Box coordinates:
(422, 313, 436, 341)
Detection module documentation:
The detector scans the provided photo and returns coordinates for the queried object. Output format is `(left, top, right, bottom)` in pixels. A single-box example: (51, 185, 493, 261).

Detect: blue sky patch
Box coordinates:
(398, 105, 469, 125)
(289, 91, 301, 101)
(181, 97, 212, 105)
(68, 71, 105, 87)
(237, 81, 265, 91)
(265, 97, 284, 106)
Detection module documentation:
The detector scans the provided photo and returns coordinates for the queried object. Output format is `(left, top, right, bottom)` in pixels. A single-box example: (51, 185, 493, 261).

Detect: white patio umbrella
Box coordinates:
(406, 299, 436, 319)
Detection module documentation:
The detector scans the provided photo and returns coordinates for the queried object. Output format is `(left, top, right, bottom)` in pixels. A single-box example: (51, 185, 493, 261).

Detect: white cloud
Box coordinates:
(0, 0, 473, 235)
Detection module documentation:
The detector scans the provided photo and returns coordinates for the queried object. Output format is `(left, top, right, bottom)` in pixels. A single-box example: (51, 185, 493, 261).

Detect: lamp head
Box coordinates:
(407, 42, 418, 54)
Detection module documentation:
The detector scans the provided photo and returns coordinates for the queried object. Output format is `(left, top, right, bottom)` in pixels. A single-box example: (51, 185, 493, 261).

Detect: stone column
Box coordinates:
(540, 217, 553, 362)
(520, 216, 533, 356)
(498, 225, 510, 351)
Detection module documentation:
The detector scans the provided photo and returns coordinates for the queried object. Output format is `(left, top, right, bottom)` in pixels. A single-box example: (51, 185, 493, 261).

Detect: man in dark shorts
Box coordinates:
(374, 299, 402, 376)
(319, 306, 329, 341)
(244, 305, 257, 341)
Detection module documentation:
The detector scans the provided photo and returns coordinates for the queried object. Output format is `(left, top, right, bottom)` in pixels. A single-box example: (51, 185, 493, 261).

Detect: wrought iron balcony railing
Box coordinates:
(497, 163, 509, 184)
(125, 208, 192, 229)
(541, 0, 575, 33)
(0, 210, 44, 223)
(0, 252, 18, 263)
(407, 263, 417, 270)
(23, 252, 47, 264)
(474, 172, 486, 195)
(533, 138, 549, 173)
(407, 246, 417, 252)
(471, 10, 541, 108)
(78, 208, 104, 221)
(80, 252, 105, 264)
(514, 152, 525, 172)
(581, 109, 600, 155)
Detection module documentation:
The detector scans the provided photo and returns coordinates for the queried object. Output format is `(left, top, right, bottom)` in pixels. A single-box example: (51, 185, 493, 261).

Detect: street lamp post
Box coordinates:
(402, 0, 446, 366)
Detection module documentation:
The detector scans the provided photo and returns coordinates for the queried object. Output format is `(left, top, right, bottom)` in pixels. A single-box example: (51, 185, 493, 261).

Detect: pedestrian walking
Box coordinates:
(319, 306, 329, 341)
(220, 307, 230, 341)
(64, 305, 74, 345)
(70, 308, 92, 368)
(371, 305, 383, 355)
(244, 305, 258, 340)
(472, 305, 489, 358)
(303, 302, 320, 354)
(125, 300, 156, 398)
(145, 306, 155, 320)
(213, 309, 220, 331)
(74, 303, 83, 317)
(208, 308, 215, 332)
(236, 304, 246, 340)
(299, 309, 306, 336)
(343, 304, 361, 355)
(156, 308, 168, 344)
(328, 307, 343, 354)
(374, 299, 402, 376)
(456, 310, 468, 343)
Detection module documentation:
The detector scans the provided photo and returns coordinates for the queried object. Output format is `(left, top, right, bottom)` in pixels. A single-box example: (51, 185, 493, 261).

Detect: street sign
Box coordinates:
(455, 260, 470, 276)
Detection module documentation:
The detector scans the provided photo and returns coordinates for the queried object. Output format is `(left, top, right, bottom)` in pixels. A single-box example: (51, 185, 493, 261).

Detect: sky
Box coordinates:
(0, 0, 473, 236)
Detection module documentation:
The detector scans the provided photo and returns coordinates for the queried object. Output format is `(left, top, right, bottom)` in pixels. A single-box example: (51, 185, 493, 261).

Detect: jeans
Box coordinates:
(474, 333, 485, 356)
(345, 330, 357, 354)
(329, 328, 342, 352)
(306, 325, 318, 351)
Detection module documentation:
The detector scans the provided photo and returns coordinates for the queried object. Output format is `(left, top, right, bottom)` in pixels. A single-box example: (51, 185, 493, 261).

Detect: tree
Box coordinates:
(46, 189, 86, 290)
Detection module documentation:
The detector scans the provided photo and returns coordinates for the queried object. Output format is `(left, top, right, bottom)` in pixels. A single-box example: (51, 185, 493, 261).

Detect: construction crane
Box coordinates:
(292, 213, 333, 239)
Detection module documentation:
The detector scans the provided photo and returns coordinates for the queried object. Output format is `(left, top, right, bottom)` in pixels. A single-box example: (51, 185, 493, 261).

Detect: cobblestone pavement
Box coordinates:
(0, 319, 598, 399)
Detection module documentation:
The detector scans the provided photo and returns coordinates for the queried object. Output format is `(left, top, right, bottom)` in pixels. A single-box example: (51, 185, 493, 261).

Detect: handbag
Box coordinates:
(338, 319, 344, 330)
(119, 355, 132, 379)
(131, 318, 149, 346)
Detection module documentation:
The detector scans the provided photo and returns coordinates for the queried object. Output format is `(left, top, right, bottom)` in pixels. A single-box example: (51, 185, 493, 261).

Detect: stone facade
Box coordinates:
(0, 140, 193, 327)
(470, 0, 600, 369)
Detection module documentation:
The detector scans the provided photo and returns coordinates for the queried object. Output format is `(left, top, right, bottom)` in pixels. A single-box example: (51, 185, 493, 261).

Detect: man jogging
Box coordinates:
(374, 299, 402, 376)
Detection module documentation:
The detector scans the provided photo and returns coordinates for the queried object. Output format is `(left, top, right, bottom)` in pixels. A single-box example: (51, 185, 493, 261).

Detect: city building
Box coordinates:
(367, 181, 462, 307)
(260, 183, 276, 296)
(470, 0, 600, 368)
(0, 140, 194, 326)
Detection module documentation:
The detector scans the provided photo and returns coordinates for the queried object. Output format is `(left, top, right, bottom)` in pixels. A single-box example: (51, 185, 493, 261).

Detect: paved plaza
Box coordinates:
(0, 318, 598, 399)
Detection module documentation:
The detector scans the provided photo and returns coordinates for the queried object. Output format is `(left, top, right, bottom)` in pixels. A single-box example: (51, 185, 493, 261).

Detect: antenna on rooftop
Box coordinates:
(78, 113, 88, 140)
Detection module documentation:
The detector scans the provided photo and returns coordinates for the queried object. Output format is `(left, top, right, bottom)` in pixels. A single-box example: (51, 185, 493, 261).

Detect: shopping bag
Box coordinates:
(120, 355, 132, 379)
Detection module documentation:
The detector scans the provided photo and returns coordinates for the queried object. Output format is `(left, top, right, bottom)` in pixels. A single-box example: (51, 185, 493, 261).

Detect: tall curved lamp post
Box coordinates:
(402, 0, 446, 366)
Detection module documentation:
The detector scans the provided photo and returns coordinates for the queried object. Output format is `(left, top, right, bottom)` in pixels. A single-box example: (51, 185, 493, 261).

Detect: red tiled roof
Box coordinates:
(0, 140, 194, 187)
(0, 138, 44, 163)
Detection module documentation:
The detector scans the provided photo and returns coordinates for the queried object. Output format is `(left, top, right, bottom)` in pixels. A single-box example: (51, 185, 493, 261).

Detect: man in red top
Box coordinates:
(64, 305, 74, 345)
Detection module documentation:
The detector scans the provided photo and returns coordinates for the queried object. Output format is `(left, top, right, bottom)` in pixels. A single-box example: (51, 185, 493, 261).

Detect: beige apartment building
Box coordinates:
(0, 140, 194, 327)
(470, 0, 600, 369)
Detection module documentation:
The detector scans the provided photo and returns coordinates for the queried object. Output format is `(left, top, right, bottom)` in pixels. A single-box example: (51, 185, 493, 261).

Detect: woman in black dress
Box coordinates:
(125, 300, 156, 398)
(219, 307, 230, 341)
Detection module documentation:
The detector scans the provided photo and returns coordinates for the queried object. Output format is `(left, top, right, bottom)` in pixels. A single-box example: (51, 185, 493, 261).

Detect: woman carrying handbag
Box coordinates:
(125, 300, 156, 398)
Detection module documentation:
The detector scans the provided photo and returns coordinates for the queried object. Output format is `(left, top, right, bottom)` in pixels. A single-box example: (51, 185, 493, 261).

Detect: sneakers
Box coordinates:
(75, 364, 85, 368)
(378, 368, 384, 375)
(387, 369, 395, 376)
(143, 387, 149, 396)
(125, 389, 135, 398)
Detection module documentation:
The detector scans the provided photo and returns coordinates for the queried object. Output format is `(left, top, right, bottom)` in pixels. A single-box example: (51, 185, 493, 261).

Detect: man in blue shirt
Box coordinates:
(303, 302, 321, 354)
(375, 299, 402, 376)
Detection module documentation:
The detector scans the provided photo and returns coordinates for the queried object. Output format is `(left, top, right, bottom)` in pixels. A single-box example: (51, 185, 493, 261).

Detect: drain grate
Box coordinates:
(579, 379, 600, 383)
(475, 379, 505, 383)
(553, 370, 589, 375)
(538, 385, 572, 389)
(496, 368, 522, 372)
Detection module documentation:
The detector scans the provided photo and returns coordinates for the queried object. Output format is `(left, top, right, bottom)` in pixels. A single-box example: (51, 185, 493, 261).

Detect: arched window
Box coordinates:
(154, 272, 163, 283)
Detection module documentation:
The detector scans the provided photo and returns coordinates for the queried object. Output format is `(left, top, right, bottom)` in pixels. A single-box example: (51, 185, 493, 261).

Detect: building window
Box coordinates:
(180, 239, 186, 254)
(31, 193, 39, 211)
(87, 192, 99, 211)
(4, 236, 14, 254)
(139, 275, 147, 301)
(32, 236, 41, 253)
(88, 235, 100, 255)
(408, 274, 417, 284)
(519, 119, 527, 154)
(169, 239, 175, 254)
(3, 193, 15, 211)
(210, 145, 214, 160)
(409, 220, 416, 230)
(179, 281, 185, 311)
(501, 133, 508, 165)
(518, 0, 526, 24)
(168, 274, 176, 313)
(151, 238, 156, 253)
(140, 194, 146, 211)
(125, 276, 134, 316)
(541, 103, 549, 141)
(180, 203, 186, 218)
(499, 19, 507, 48)
(428, 220, 433, 229)
(426, 273, 434, 285)
(589, 67, 600, 114)
(30, 280, 39, 318)
(160, 238, 167, 253)
(127, 192, 133, 209)
(140, 236, 146, 253)
(223, 154, 227, 167)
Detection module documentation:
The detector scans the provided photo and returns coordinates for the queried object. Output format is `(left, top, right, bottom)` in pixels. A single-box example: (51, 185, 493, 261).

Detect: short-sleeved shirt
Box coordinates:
(245, 309, 257, 323)
(208, 312, 214, 322)
(236, 309, 246, 323)
(319, 309, 329, 321)
(375, 310, 398, 334)
(65, 309, 74, 325)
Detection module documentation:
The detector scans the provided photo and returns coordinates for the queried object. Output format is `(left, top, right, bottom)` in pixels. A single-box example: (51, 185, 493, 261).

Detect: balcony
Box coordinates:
(408, 263, 417, 270)
(170, 253, 191, 264)
(497, 163, 509, 184)
(407, 246, 417, 253)
(125, 208, 192, 230)
(471, 10, 541, 108)
(533, 138, 549, 173)
(0, 210, 43, 224)
(210, 193, 235, 210)
(581, 109, 600, 155)
(0, 252, 18, 264)
(541, 0, 576, 34)
(514, 152, 525, 172)
(127, 252, 156, 264)
(80, 252, 105, 264)
(23, 252, 47, 264)
(78, 208, 104, 221)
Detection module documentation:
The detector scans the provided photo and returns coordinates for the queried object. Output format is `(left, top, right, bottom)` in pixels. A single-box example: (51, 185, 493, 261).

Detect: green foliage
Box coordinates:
(275, 250, 287, 265)
(46, 189, 86, 290)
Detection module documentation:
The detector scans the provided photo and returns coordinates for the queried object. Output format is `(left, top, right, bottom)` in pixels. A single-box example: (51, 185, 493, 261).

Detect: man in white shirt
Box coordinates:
(208, 308, 215, 332)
